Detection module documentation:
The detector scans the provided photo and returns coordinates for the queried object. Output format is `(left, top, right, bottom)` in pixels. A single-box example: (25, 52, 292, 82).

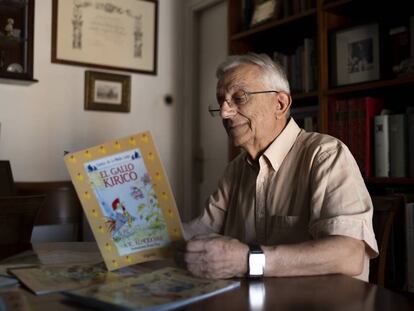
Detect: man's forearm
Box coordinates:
(262, 235, 365, 277)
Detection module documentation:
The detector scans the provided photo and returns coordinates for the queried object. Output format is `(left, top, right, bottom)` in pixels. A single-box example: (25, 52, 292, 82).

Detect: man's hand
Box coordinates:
(184, 234, 249, 279)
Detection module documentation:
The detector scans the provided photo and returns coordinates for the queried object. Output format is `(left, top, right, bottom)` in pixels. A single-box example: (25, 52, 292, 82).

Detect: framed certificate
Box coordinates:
(52, 0, 158, 75)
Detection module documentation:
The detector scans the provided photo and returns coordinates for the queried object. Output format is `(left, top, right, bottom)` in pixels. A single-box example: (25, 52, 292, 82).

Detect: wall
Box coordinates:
(0, 1, 185, 238)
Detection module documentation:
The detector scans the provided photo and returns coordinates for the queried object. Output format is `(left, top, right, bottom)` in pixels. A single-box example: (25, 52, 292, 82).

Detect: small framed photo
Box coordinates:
(84, 71, 131, 113)
(250, 0, 281, 27)
(331, 23, 380, 86)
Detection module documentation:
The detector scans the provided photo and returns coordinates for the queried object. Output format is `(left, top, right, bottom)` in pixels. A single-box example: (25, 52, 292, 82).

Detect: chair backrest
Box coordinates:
(369, 195, 402, 287)
(0, 160, 16, 196)
(15, 181, 83, 241)
(0, 195, 45, 260)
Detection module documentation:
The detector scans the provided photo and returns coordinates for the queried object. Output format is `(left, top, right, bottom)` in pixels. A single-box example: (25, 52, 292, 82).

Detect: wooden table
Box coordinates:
(2, 243, 414, 311)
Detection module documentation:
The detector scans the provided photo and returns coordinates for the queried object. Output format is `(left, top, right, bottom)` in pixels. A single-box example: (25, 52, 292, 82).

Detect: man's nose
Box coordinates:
(220, 100, 237, 119)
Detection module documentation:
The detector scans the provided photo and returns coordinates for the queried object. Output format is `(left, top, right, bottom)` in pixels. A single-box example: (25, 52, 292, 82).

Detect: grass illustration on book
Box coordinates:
(64, 132, 184, 271)
(9, 262, 134, 295)
(63, 267, 240, 311)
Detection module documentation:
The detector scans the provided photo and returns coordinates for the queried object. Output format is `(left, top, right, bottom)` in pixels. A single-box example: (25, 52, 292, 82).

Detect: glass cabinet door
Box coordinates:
(0, 0, 35, 82)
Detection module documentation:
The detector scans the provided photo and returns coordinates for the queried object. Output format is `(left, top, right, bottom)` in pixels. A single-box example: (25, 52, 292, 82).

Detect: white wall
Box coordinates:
(0, 0, 184, 206)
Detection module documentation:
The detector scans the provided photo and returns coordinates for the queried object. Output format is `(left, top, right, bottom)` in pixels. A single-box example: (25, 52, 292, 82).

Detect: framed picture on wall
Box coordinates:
(84, 71, 131, 113)
(330, 23, 380, 86)
(52, 0, 158, 75)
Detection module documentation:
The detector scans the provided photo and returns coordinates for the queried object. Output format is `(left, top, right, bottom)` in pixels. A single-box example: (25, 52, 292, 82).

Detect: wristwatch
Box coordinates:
(248, 244, 265, 277)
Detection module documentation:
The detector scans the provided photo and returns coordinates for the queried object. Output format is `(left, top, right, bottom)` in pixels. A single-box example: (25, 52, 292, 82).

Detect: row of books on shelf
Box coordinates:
(328, 97, 414, 178)
(291, 105, 318, 132)
(273, 37, 318, 93)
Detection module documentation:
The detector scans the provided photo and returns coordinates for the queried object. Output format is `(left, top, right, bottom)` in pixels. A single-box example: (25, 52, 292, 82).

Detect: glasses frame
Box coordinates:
(208, 90, 280, 117)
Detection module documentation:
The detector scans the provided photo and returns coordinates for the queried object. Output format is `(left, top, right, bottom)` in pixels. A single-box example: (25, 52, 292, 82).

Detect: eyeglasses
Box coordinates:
(208, 89, 279, 117)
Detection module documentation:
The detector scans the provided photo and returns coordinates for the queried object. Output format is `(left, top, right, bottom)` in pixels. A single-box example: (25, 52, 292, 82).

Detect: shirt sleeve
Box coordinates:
(308, 142, 379, 258)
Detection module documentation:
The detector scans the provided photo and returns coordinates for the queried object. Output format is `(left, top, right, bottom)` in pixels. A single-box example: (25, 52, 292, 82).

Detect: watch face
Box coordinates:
(249, 253, 265, 276)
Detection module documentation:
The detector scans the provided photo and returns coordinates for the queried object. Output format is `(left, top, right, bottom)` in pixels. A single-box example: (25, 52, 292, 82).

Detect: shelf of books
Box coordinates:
(230, 0, 414, 291)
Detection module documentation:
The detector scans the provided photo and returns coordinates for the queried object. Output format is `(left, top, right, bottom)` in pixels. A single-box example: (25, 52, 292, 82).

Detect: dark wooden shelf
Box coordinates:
(231, 9, 317, 41)
(365, 177, 414, 185)
(0, 36, 27, 48)
(292, 91, 319, 101)
(325, 75, 414, 96)
(0, 0, 28, 10)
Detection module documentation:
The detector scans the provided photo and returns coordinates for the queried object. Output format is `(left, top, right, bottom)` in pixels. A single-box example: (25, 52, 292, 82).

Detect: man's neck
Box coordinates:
(245, 119, 288, 160)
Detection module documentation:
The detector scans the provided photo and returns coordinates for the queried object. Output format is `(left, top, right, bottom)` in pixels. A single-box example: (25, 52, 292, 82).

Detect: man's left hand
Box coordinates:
(184, 234, 249, 279)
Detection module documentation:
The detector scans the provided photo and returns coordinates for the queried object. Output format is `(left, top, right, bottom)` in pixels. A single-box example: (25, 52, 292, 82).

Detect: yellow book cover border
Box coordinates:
(64, 132, 183, 271)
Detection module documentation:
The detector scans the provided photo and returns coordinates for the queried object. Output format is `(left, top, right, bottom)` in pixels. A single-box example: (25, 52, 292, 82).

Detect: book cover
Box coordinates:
(374, 115, 390, 177)
(63, 267, 240, 311)
(389, 114, 407, 177)
(64, 132, 184, 271)
(9, 262, 129, 295)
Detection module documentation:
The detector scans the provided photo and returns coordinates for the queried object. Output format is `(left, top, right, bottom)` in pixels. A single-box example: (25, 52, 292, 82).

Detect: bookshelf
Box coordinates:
(228, 0, 414, 184)
(228, 0, 414, 290)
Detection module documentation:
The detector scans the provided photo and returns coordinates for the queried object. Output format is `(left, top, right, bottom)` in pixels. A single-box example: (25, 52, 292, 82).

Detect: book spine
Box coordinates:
(408, 112, 414, 178)
(374, 115, 390, 177)
(389, 114, 407, 177)
(347, 98, 359, 170)
(362, 97, 384, 178)
(328, 99, 337, 137)
(336, 99, 348, 145)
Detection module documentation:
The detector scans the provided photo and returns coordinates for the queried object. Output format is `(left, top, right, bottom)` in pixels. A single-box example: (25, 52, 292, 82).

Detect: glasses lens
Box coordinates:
(231, 90, 247, 106)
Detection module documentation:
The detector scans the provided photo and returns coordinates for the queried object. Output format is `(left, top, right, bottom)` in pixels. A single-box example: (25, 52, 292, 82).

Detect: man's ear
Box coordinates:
(276, 92, 292, 117)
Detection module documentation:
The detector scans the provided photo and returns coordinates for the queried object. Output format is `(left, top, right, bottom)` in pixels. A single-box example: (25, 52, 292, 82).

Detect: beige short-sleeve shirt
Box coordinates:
(196, 118, 379, 281)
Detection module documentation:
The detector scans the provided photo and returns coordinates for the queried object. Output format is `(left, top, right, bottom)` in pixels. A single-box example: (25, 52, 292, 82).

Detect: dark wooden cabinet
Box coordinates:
(0, 0, 36, 83)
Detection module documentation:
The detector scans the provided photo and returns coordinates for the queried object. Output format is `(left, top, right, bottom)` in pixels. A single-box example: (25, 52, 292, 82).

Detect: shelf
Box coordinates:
(231, 9, 317, 41)
(365, 177, 414, 185)
(325, 75, 414, 96)
(292, 91, 319, 101)
(0, 0, 28, 10)
(0, 36, 26, 48)
(0, 76, 37, 84)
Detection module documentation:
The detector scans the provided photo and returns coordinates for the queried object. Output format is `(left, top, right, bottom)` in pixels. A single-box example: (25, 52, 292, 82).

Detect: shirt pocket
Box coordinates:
(266, 215, 309, 244)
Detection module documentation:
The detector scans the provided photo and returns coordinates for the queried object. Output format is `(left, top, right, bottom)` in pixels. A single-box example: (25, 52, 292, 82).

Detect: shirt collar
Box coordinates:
(262, 118, 301, 171)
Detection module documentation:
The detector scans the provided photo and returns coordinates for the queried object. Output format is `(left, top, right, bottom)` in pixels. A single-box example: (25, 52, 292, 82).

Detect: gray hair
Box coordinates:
(216, 53, 290, 94)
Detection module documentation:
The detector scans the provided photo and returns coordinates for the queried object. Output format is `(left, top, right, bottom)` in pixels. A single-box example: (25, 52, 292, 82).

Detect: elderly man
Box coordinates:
(183, 53, 378, 281)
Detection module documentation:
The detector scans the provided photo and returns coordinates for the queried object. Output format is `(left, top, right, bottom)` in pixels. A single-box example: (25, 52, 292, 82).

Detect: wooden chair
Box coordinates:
(0, 195, 45, 260)
(15, 181, 84, 241)
(0, 160, 16, 196)
(369, 195, 403, 287)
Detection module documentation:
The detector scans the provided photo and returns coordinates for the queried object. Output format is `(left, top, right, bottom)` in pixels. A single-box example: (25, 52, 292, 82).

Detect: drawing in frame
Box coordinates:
(331, 23, 380, 86)
(85, 71, 131, 113)
(51, 0, 158, 75)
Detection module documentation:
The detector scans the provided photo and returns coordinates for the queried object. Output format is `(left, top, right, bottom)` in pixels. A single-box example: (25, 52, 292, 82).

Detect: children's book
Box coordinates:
(64, 132, 184, 271)
(9, 262, 135, 295)
(63, 267, 240, 311)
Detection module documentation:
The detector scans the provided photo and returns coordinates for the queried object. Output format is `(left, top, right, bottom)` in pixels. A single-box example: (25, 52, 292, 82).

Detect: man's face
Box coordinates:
(216, 64, 279, 150)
